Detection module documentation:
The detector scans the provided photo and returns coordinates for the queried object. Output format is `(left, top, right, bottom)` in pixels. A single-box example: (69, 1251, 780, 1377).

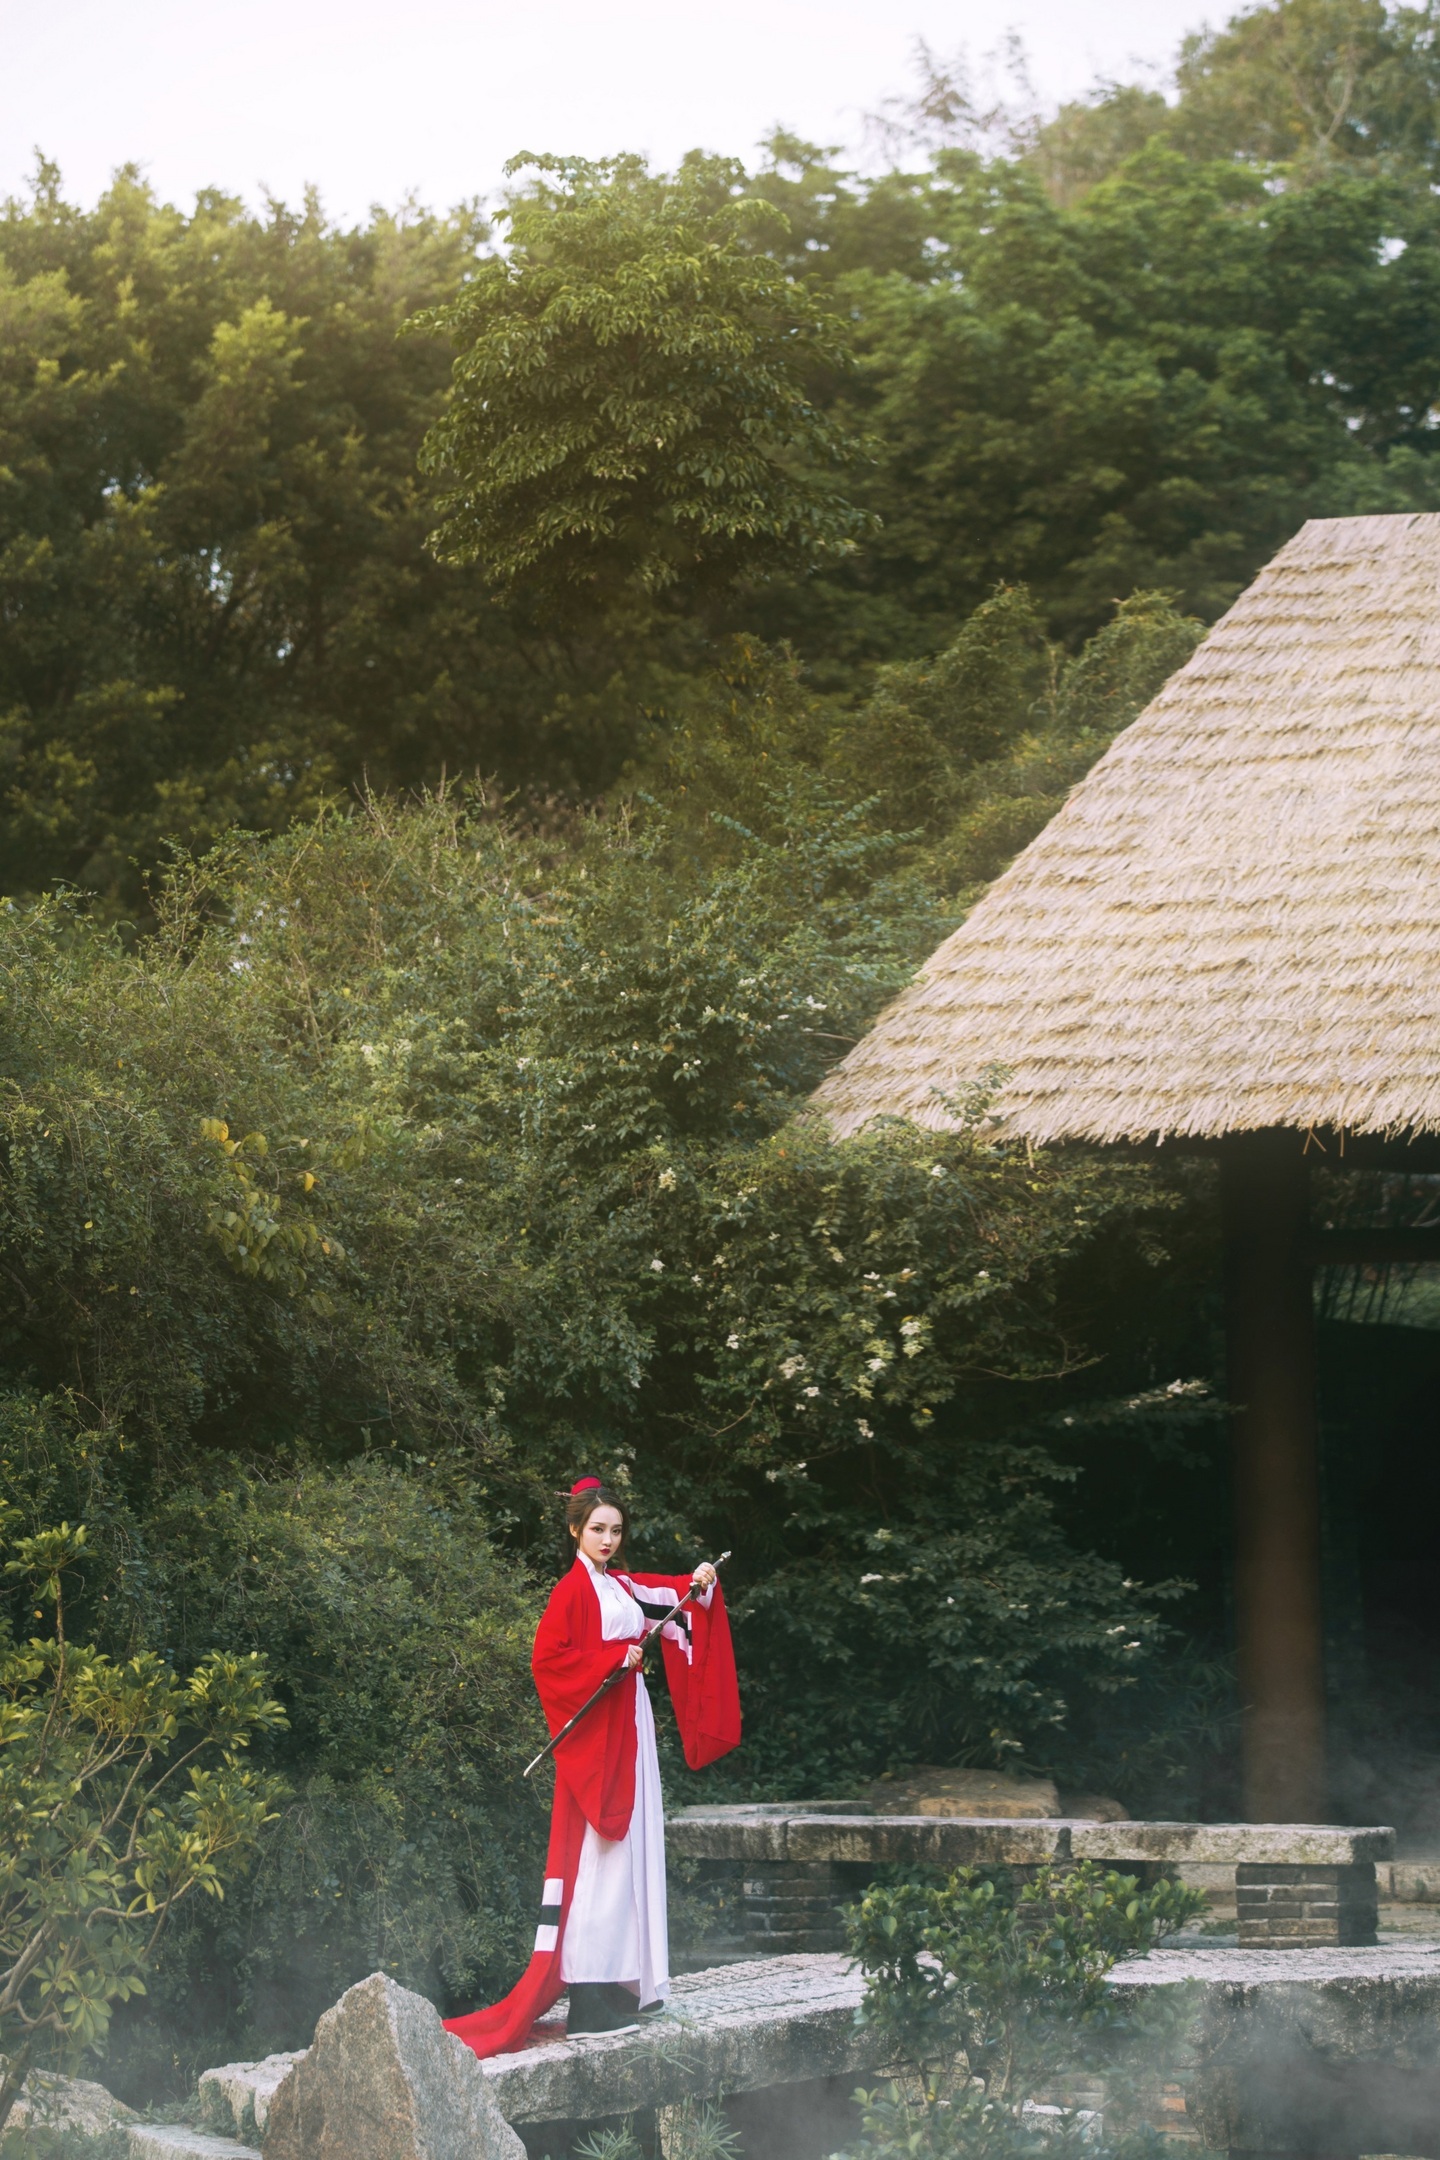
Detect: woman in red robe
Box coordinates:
(445, 1477, 742, 2058)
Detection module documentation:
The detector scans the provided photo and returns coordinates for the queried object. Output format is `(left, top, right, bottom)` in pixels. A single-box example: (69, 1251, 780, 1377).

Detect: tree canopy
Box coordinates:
(414, 153, 871, 621)
(6, 0, 1440, 905)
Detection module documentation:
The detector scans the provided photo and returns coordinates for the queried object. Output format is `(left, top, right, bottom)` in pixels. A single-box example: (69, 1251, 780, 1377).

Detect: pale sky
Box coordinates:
(2, 0, 1214, 225)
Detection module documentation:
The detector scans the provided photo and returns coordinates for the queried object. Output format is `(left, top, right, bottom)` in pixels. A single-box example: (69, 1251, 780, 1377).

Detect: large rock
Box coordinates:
(859, 1767, 1061, 1817)
(1058, 1792, 1131, 1822)
(264, 1972, 525, 2160)
(3, 2066, 135, 2141)
(198, 2051, 305, 2139)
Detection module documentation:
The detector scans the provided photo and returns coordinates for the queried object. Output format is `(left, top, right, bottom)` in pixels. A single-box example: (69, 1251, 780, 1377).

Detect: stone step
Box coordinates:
(127, 2128, 262, 2160)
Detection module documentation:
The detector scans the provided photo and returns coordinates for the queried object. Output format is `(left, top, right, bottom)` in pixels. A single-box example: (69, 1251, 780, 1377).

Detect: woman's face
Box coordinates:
(573, 1503, 625, 1569)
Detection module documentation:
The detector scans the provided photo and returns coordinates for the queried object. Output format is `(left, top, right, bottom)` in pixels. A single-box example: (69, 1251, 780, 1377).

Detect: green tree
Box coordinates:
(0, 1519, 285, 2131)
(795, 141, 1440, 651)
(413, 153, 871, 624)
(826, 585, 1204, 872)
(1170, 0, 1440, 172)
(0, 163, 613, 908)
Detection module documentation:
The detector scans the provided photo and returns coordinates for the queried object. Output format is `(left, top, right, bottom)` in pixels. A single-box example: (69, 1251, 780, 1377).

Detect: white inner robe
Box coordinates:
(560, 1555, 709, 2004)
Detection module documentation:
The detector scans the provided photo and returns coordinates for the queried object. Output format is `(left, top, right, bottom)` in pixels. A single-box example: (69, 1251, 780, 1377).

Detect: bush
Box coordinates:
(0, 1520, 285, 2135)
(841, 1863, 1205, 2160)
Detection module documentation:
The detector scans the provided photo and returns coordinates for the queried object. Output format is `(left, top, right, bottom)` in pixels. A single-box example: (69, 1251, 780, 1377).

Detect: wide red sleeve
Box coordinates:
(625, 1571, 742, 1770)
(532, 1564, 638, 1841)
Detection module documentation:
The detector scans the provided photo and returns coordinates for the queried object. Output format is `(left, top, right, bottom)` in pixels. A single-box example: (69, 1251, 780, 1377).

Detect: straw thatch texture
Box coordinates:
(815, 513, 1440, 1145)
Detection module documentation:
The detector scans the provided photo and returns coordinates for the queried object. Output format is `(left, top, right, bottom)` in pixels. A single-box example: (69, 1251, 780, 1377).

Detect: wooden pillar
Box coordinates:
(1221, 1129, 1326, 1822)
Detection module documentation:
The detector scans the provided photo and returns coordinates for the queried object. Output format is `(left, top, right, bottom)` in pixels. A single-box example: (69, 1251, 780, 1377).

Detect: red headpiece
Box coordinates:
(570, 1476, 602, 1495)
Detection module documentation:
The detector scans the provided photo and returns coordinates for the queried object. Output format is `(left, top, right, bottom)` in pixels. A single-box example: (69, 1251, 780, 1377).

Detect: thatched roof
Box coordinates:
(815, 513, 1440, 1146)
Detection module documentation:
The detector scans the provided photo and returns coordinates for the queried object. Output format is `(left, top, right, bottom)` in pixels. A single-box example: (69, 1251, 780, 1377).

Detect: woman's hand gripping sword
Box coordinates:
(522, 1554, 731, 1779)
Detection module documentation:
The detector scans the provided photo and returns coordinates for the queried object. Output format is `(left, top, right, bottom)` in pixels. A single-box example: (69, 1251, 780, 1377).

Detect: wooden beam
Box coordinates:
(1222, 1130, 1327, 1822)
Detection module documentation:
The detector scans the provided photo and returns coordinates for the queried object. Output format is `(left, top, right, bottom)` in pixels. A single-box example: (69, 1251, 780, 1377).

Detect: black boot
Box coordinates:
(565, 1982, 640, 2035)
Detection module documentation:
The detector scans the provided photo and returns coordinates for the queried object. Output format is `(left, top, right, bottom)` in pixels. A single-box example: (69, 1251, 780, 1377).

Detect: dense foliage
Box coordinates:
(5, 0, 1440, 906)
(0, 625, 1224, 2072)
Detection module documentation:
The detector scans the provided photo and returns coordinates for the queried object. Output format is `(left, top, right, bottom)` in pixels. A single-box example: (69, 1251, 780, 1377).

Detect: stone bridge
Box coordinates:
(126, 1938, 1440, 2160)
(61, 1813, 1440, 2160)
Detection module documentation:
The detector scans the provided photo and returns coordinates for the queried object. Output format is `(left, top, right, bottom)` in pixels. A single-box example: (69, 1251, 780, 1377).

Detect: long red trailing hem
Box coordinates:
(442, 1775, 590, 2057)
(445, 1562, 740, 2059)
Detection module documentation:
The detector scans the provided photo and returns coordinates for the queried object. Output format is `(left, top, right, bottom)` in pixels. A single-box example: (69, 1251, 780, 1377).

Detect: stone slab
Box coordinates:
(785, 1814, 1070, 1866)
(1381, 1859, 1440, 1903)
(666, 1814, 791, 1862)
(1112, 1937, 1440, 1989)
(665, 1812, 1074, 1866)
(669, 1812, 1394, 1871)
(128, 2131, 262, 2160)
(480, 1954, 886, 2125)
(670, 1803, 873, 1819)
(1073, 1821, 1394, 1866)
(483, 1942, 1440, 2139)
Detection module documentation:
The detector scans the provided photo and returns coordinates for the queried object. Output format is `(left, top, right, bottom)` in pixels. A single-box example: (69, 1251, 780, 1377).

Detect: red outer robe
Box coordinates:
(444, 1559, 741, 2059)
